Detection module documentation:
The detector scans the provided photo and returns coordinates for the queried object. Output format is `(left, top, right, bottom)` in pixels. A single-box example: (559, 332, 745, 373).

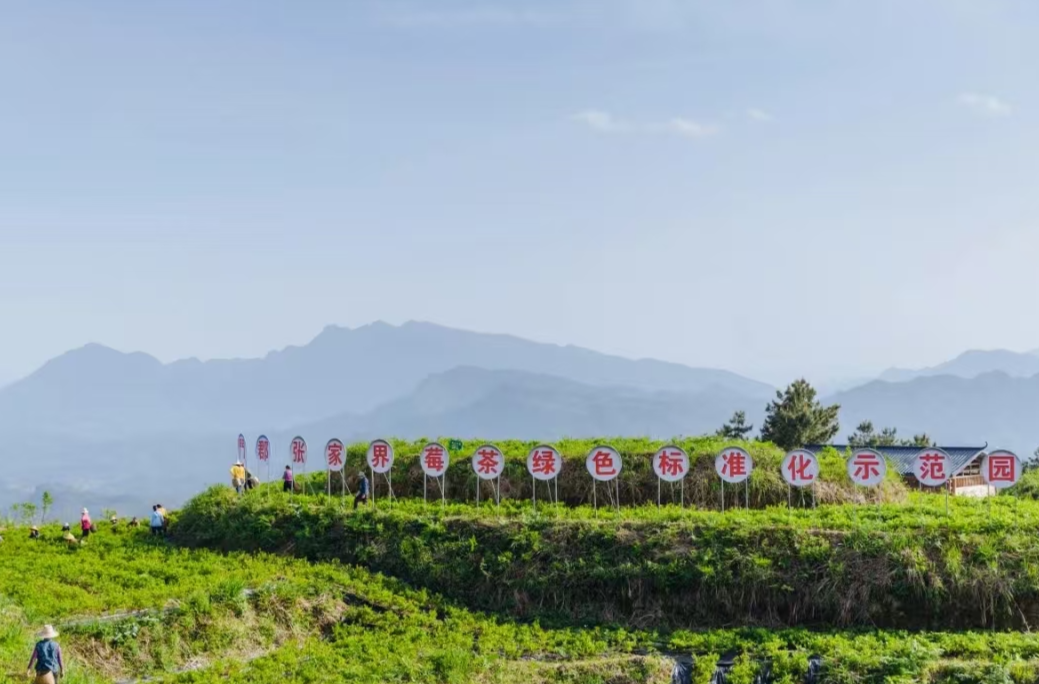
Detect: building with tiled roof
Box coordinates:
(805, 444, 991, 495)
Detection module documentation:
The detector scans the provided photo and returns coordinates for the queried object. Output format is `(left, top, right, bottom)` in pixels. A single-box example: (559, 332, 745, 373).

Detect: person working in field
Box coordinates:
(150, 505, 165, 537)
(230, 461, 246, 494)
(79, 509, 92, 539)
(29, 526, 40, 540)
(156, 504, 169, 533)
(283, 465, 294, 493)
(354, 471, 370, 509)
(26, 624, 64, 683)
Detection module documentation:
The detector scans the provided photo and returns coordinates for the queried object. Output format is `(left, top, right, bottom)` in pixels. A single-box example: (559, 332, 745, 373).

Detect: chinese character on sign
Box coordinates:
(982, 451, 1020, 489)
(472, 445, 504, 480)
(914, 450, 949, 486)
(291, 438, 307, 464)
(256, 437, 270, 462)
(476, 448, 500, 475)
(592, 450, 617, 477)
(371, 443, 390, 470)
(653, 447, 688, 482)
(723, 451, 747, 478)
(659, 452, 684, 477)
(423, 445, 446, 475)
(531, 450, 556, 475)
(586, 446, 622, 481)
(715, 448, 753, 483)
(848, 449, 885, 487)
(989, 455, 1015, 482)
(528, 446, 561, 481)
(782, 451, 818, 487)
(326, 442, 344, 469)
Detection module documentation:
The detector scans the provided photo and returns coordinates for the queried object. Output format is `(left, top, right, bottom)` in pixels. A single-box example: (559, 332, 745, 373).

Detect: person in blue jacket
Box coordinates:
(354, 471, 370, 509)
(27, 624, 64, 683)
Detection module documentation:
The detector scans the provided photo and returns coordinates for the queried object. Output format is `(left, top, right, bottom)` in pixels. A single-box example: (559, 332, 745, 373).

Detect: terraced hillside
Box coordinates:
(4, 482, 1039, 682)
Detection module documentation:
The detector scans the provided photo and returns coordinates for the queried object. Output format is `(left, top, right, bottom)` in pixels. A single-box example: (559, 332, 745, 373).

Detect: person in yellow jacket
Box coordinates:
(230, 461, 246, 494)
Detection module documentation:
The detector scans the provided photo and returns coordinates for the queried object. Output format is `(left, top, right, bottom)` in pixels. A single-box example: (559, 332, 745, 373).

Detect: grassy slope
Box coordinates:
(4, 490, 1039, 683)
(174, 487, 1039, 630)
(0, 525, 673, 684)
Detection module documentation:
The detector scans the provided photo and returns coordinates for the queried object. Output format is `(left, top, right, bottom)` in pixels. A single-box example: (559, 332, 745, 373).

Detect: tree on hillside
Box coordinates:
(716, 411, 754, 441)
(759, 379, 840, 451)
(41, 491, 53, 524)
(848, 421, 902, 447)
(903, 433, 935, 448)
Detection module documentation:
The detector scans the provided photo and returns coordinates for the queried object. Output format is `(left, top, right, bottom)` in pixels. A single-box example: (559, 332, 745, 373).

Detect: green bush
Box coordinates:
(268, 437, 906, 508)
(174, 488, 1039, 630)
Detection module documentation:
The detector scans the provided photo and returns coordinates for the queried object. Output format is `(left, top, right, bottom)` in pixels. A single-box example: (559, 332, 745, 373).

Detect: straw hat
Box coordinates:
(37, 625, 59, 639)
(30, 525, 38, 531)
(81, 508, 88, 514)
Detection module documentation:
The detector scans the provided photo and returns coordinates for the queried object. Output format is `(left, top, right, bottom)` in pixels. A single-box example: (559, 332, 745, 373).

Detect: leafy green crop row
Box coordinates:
(175, 486, 1039, 630)
(6, 511, 1039, 683)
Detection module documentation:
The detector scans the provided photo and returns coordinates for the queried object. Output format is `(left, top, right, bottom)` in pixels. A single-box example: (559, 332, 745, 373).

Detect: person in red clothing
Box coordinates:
(80, 509, 92, 539)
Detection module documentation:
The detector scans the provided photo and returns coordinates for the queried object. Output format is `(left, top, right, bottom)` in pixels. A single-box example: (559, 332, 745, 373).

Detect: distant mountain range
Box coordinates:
(294, 366, 763, 445)
(878, 349, 1039, 383)
(0, 321, 769, 514)
(830, 371, 1039, 456)
(0, 321, 772, 439)
(5, 322, 1039, 516)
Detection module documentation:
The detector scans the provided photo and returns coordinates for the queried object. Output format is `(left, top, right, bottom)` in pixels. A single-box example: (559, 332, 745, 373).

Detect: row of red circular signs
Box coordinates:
(248, 436, 1023, 490)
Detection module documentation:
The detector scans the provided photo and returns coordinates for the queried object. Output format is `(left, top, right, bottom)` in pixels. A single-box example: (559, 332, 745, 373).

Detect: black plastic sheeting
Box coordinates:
(804, 655, 823, 684)
(668, 653, 823, 684)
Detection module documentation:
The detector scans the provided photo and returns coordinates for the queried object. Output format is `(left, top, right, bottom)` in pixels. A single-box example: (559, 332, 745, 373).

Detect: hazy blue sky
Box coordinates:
(2, 0, 1038, 387)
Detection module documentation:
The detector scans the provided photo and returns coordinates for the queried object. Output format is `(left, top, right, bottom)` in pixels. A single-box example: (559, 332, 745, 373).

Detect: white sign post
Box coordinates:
(237, 434, 247, 472)
(420, 442, 450, 505)
(652, 446, 689, 507)
(848, 448, 887, 488)
(527, 445, 562, 508)
(782, 449, 820, 509)
(715, 447, 753, 511)
(256, 435, 271, 499)
(290, 436, 307, 497)
(256, 435, 270, 480)
(325, 438, 346, 500)
(367, 439, 395, 508)
(982, 449, 1022, 525)
(472, 444, 505, 508)
(586, 446, 622, 513)
(912, 448, 952, 516)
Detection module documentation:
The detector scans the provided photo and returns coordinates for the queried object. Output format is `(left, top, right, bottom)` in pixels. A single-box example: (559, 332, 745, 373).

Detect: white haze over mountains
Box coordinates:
(2, 321, 1039, 520)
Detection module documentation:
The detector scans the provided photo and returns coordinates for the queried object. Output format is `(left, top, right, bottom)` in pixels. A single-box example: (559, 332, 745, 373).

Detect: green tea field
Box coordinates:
(5, 458, 1039, 682)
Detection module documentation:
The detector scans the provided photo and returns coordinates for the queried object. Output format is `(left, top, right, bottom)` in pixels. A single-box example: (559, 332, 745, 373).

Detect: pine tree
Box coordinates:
(759, 379, 840, 451)
(716, 411, 754, 441)
(902, 433, 934, 448)
(848, 420, 876, 447)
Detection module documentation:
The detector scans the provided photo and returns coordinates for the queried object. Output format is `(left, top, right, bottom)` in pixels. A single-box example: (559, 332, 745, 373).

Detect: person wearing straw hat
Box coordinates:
(230, 461, 246, 494)
(26, 624, 64, 683)
(29, 526, 40, 540)
(79, 509, 92, 539)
